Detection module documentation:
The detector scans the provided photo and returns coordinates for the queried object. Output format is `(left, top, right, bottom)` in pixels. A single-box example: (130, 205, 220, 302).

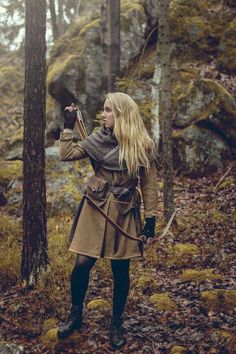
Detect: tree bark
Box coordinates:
(158, 0, 174, 221)
(22, 0, 48, 287)
(49, 0, 59, 41)
(101, 0, 108, 92)
(107, 0, 120, 92)
(57, 0, 64, 35)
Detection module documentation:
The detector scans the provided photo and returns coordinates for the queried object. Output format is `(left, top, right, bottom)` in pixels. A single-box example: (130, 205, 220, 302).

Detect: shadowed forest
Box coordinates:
(0, 0, 236, 353)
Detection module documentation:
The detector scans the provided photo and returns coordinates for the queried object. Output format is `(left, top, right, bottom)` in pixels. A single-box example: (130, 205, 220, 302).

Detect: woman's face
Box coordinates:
(102, 99, 115, 130)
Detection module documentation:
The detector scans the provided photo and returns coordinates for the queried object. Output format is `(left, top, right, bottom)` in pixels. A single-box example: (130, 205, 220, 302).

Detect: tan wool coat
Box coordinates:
(59, 130, 158, 260)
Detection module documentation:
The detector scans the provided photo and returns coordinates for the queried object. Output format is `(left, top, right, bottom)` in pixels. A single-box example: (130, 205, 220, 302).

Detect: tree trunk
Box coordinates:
(49, 0, 59, 41)
(57, 0, 64, 35)
(107, 0, 120, 92)
(158, 0, 174, 221)
(101, 0, 108, 92)
(21, 0, 48, 287)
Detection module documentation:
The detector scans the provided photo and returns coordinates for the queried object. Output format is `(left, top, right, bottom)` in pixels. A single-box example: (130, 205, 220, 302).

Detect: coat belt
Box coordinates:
(84, 194, 143, 244)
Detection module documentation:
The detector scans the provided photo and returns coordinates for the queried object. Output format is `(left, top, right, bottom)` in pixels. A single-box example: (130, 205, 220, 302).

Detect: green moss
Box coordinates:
(174, 79, 236, 127)
(47, 16, 101, 85)
(182, 269, 223, 282)
(79, 18, 100, 36)
(170, 346, 187, 354)
(42, 318, 58, 334)
(47, 54, 80, 86)
(116, 77, 140, 93)
(212, 330, 236, 351)
(137, 275, 157, 290)
(0, 161, 22, 187)
(41, 328, 59, 349)
(87, 299, 109, 310)
(218, 19, 236, 71)
(169, 3, 211, 48)
(0, 214, 21, 290)
(173, 243, 199, 256)
(201, 289, 236, 313)
(121, 0, 146, 30)
(167, 243, 200, 267)
(0, 214, 21, 240)
(11, 126, 23, 145)
(218, 176, 235, 190)
(149, 293, 177, 311)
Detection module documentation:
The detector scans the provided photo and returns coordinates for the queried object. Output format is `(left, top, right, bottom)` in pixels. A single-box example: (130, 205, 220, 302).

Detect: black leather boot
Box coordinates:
(57, 305, 83, 338)
(110, 316, 126, 350)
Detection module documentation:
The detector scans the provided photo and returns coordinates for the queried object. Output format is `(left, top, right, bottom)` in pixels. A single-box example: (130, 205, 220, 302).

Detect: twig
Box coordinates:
(213, 167, 231, 192)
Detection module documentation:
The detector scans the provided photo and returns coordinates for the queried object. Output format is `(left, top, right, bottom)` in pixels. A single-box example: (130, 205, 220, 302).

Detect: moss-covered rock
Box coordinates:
(149, 293, 177, 311)
(87, 299, 109, 310)
(137, 275, 157, 290)
(169, 0, 212, 49)
(174, 79, 236, 145)
(172, 124, 232, 177)
(182, 269, 223, 282)
(169, 346, 187, 354)
(218, 19, 236, 72)
(201, 289, 236, 313)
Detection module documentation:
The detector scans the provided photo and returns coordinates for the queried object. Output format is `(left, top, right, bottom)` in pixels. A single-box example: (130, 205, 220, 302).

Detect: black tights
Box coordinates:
(71, 254, 130, 318)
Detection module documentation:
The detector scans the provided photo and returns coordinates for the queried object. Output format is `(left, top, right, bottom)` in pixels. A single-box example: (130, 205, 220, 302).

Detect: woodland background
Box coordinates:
(0, 0, 236, 353)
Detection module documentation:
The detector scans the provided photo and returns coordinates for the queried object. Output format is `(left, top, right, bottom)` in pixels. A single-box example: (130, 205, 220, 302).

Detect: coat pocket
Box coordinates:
(86, 176, 109, 200)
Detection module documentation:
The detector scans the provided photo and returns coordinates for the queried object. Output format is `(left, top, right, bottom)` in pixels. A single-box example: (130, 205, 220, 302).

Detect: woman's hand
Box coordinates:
(64, 103, 78, 130)
(141, 216, 156, 244)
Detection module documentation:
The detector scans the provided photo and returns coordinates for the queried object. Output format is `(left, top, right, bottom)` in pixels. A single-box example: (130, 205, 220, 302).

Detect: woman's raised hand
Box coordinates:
(64, 103, 78, 130)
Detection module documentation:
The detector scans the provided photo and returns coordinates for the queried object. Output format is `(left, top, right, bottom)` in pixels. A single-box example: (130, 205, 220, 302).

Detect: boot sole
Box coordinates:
(111, 339, 127, 350)
(57, 325, 82, 339)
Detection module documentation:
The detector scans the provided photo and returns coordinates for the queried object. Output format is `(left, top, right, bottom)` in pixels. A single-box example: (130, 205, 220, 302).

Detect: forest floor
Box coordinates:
(0, 161, 236, 354)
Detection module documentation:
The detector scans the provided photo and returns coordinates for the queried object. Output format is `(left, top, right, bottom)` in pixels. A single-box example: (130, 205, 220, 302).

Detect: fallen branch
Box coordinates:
(213, 167, 231, 192)
(159, 208, 179, 240)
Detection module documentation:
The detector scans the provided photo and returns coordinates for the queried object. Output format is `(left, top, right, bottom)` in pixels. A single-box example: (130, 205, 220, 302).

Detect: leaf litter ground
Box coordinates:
(0, 161, 235, 353)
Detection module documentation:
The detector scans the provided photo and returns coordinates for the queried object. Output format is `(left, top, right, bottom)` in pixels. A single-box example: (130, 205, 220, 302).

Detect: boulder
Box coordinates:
(174, 79, 236, 148)
(173, 124, 232, 177)
(47, 0, 147, 133)
(169, 0, 213, 50)
(2, 146, 92, 215)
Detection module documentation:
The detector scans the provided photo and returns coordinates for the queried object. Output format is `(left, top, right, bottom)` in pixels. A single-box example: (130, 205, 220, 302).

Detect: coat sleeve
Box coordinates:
(59, 130, 88, 161)
(139, 162, 158, 217)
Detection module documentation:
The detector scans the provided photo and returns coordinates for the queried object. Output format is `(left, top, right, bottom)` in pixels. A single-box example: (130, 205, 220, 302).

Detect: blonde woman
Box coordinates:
(58, 92, 158, 350)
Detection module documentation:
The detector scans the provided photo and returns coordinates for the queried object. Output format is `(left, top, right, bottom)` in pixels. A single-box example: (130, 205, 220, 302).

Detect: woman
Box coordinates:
(58, 92, 158, 350)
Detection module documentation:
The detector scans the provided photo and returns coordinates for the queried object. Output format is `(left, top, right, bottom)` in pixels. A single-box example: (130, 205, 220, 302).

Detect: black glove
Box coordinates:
(141, 217, 156, 239)
(64, 108, 77, 130)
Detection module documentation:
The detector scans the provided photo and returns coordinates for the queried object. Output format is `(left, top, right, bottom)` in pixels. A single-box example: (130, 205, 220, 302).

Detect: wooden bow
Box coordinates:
(76, 108, 88, 140)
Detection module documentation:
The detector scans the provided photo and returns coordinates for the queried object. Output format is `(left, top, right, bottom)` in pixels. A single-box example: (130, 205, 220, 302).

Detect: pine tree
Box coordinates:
(21, 0, 49, 287)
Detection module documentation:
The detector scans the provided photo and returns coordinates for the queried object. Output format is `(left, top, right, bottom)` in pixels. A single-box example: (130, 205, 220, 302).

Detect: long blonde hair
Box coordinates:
(106, 92, 155, 177)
